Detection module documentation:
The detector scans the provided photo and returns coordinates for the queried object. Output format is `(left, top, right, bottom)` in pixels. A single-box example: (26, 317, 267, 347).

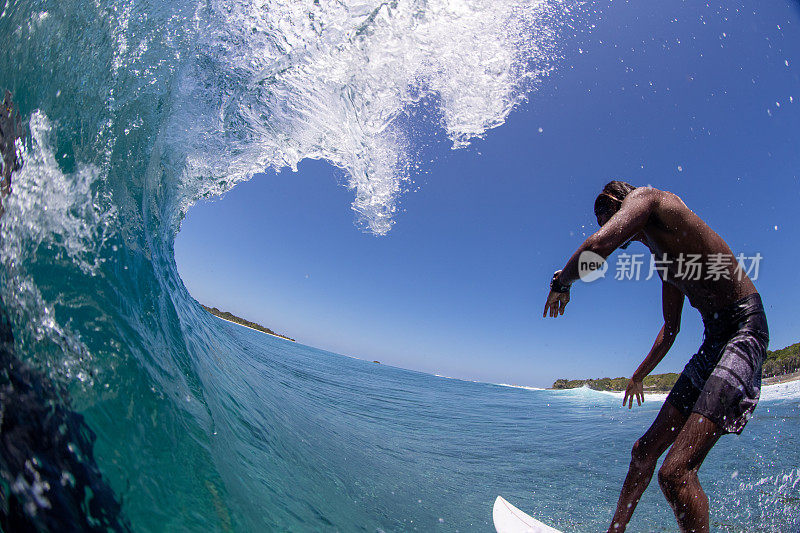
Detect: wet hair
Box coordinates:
(594, 180, 637, 223)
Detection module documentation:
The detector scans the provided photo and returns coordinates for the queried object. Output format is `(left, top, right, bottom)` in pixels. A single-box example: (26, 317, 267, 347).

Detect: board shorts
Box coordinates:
(666, 293, 769, 435)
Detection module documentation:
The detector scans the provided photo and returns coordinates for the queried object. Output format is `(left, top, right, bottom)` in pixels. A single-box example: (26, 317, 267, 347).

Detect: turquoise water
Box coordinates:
(113, 318, 800, 531)
(160, 320, 800, 532)
(0, 0, 799, 530)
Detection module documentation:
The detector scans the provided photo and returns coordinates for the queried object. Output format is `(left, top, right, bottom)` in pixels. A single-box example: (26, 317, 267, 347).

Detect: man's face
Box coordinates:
(596, 211, 612, 227)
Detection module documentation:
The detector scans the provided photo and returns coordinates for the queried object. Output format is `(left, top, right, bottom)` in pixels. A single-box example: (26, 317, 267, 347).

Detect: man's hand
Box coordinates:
(543, 290, 570, 318)
(623, 378, 644, 409)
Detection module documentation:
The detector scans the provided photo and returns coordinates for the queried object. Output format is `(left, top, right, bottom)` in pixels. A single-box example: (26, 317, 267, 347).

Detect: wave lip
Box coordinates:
(180, 0, 573, 235)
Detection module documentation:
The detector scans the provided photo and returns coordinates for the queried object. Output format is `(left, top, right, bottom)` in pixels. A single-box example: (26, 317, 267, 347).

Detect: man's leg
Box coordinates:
(657, 413, 725, 533)
(608, 401, 688, 532)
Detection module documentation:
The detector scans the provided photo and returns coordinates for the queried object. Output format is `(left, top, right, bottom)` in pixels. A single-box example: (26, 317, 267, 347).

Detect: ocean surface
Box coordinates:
(0, 0, 799, 531)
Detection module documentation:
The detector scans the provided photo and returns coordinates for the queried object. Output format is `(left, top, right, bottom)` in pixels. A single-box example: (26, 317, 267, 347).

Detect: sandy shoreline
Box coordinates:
(587, 373, 800, 403)
(550, 372, 800, 396)
(763, 370, 800, 386)
(211, 314, 294, 341)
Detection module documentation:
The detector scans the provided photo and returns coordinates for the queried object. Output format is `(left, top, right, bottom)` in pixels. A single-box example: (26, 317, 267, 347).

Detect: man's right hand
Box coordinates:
(623, 378, 644, 409)
(543, 290, 570, 318)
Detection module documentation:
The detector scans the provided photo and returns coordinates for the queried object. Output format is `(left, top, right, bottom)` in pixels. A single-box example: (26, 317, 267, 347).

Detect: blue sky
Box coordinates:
(176, 0, 800, 387)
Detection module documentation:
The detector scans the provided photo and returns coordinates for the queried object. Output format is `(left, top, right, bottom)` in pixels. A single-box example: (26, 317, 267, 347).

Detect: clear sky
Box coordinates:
(175, 0, 800, 388)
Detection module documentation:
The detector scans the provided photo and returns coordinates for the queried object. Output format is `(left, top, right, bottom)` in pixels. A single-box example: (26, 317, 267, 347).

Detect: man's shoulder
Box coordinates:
(622, 186, 663, 209)
(625, 188, 687, 230)
(630, 185, 665, 198)
(629, 187, 685, 208)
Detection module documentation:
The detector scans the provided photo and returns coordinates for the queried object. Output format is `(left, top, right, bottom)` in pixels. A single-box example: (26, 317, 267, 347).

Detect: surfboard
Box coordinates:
(493, 496, 562, 533)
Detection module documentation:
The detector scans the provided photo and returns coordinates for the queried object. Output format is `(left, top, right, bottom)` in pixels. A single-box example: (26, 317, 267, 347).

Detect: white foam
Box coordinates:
(495, 382, 546, 391)
(547, 378, 800, 405)
(173, 0, 578, 234)
(1, 112, 115, 273)
(760, 378, 800, 401)
(594, 388, 669, 403)
(0, 112, 113, 385)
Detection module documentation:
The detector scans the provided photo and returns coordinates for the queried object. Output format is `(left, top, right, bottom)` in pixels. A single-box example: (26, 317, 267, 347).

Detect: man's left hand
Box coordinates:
(623, 379, 644, 409)
(543, 290, 570, 318)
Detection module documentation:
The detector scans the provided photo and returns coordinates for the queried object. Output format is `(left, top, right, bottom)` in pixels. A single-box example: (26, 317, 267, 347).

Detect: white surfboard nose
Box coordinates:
(493, 496, 562, 533)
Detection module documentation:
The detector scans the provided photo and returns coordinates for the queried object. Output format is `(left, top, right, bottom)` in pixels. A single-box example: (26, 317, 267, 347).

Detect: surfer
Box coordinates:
(542, 181, 768, 533)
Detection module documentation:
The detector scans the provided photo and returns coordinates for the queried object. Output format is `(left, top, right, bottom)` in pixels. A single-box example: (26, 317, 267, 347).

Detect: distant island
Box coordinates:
(202, 305, 295, 342)
(552, 341, 800, 392)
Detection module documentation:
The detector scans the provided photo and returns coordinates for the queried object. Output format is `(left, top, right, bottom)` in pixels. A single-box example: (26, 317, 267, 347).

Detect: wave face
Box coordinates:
(0, 0, 579, 529)
(0, 0, 573, 374)
(1, 1, 799, 531)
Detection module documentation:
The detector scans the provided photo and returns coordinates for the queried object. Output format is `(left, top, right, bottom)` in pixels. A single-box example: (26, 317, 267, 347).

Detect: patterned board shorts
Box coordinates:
(666, 293, 769, 435)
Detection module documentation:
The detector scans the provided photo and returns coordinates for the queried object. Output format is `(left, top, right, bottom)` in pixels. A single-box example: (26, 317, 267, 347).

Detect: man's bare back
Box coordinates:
(621, 188, 756, 312)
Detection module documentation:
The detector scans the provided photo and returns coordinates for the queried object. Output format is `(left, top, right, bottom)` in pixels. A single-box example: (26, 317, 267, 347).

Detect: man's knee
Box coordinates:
(658, 459, 691, 496)
(630, 438, 657, 469)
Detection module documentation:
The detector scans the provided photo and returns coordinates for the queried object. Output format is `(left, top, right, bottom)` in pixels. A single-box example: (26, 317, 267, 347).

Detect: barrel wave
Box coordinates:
(1, 1, 799, 531)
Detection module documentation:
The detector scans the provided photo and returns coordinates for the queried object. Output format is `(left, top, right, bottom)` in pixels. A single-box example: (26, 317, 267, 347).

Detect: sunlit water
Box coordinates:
(0, 0, 798, 530)
(149, 318, 800, 531)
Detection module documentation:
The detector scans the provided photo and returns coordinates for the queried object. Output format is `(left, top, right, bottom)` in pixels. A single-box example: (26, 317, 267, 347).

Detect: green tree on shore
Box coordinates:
(553, 341, 800, 391)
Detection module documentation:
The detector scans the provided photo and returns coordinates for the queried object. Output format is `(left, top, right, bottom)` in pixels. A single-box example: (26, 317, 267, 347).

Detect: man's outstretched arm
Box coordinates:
(543, 188, 656, 318)
(623, 281, 684, 408)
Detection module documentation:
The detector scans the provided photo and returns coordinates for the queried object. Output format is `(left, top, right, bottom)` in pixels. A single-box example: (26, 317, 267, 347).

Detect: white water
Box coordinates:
(173, 0, 581, 234)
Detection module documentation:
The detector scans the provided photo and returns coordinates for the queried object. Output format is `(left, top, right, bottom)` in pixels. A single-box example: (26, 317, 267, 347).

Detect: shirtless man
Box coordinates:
(542, 181, 769, 533)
